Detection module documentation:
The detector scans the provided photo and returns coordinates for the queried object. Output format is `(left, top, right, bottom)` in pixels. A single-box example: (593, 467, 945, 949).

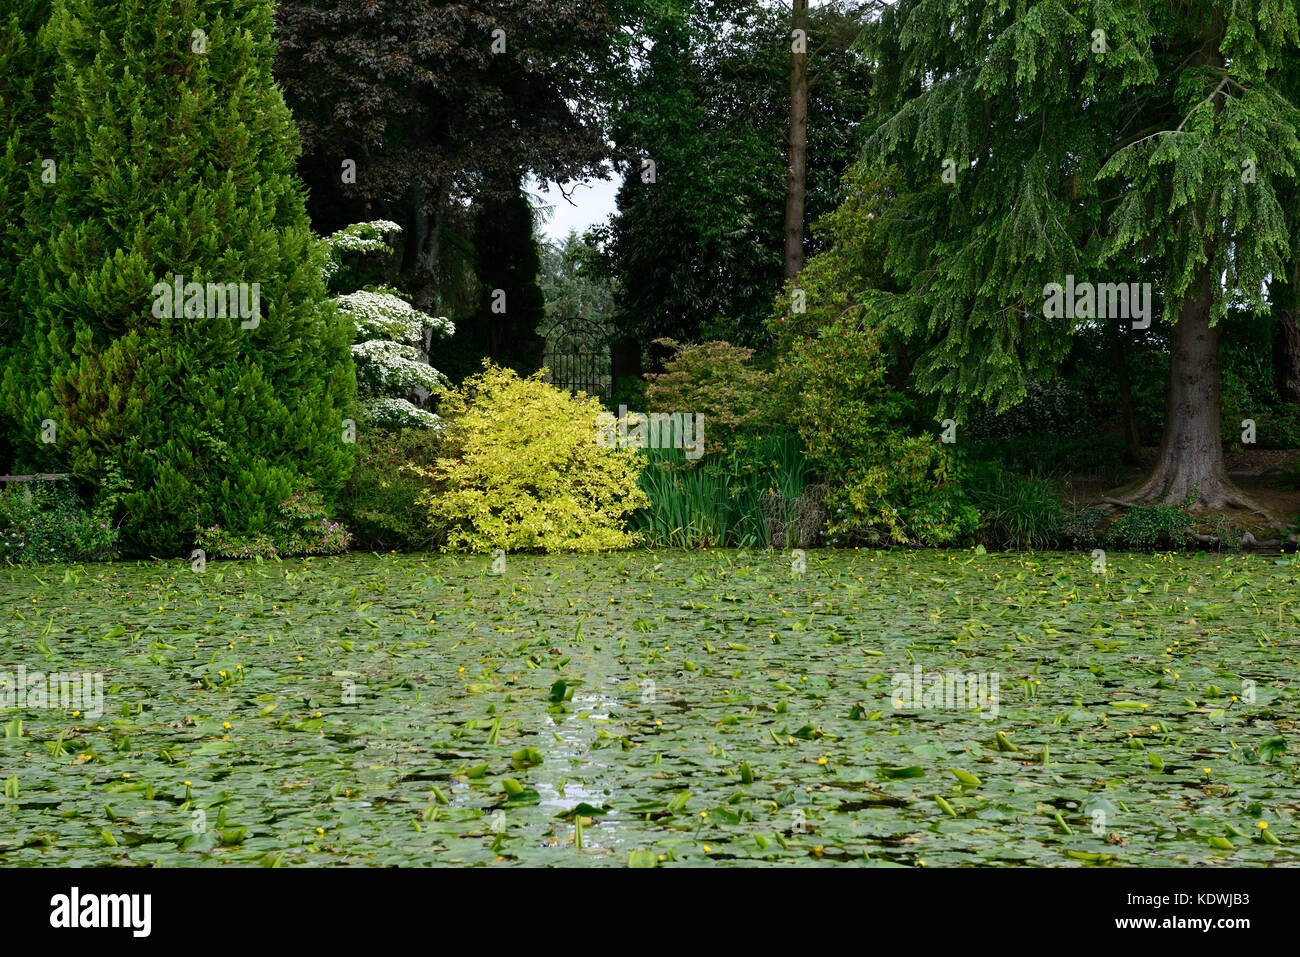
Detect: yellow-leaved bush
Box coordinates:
(411, 364, 648, 552)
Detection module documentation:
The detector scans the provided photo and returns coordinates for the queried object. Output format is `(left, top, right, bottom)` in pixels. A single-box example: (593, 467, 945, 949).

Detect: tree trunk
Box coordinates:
(1117, 21, 1275, 519)
(1106, 314, 1140, 464)
(782, 0, 808, 281)
(1274, 306, 1300, 404)
(404, 181, 442, 313)
(1118, 264, 1261, 512)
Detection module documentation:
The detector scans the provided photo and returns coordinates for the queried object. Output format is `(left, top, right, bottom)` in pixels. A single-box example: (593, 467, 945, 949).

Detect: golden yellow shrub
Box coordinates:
(412, 364, 647, 552)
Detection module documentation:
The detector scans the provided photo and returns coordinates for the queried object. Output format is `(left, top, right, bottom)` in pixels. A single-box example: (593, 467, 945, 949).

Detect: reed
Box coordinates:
(631, 428, 811, 548)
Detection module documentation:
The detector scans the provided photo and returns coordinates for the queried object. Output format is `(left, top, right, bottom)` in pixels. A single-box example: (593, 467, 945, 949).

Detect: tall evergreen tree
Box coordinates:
(537, 229, 617, 323)
(0, 0, 53, 471)
(597, 0, 874, 349)
(865, 1, 1300, 510)
(4, 0, 356, 555)
(447, 185, 546, 380)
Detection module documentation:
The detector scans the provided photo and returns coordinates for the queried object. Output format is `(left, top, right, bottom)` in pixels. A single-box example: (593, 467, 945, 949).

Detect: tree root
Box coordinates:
(1103, 477, 1285, 530)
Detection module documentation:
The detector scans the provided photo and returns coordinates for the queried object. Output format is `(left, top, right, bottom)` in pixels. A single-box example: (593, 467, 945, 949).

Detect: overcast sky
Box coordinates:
(527, 173, 622, 245)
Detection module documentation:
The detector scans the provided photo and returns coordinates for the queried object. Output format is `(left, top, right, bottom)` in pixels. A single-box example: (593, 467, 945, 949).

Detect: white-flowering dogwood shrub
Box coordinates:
(352, 339, 442, 394)
(320, 221, 403, 281)
(321, 222, 453, 429)
(360, 396, 442, 430)
(337, 289, 454, 344)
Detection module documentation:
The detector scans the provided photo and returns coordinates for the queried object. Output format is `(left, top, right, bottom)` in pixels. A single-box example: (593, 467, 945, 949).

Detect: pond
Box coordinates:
(1, 548, 1297, 866)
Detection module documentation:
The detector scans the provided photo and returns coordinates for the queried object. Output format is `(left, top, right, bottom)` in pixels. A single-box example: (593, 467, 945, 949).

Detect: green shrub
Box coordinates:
(965, 380, 1092, 440)
(196, 490, 352, 559)
(769, 164, 900, 354)
(609, 374, 648, 416)
(338, 428, 444, 550)
(411, 364, 647, 552)
(1061, 502, 1106, 547)
(777, 316, 978, 546)
(1255, 403, 1300, 450)
(1107, 504, 1194, 551)
(968, 433, 1126, 477)
(1203, 514, 1244, 551)
(643, 338, 773, 456)
(0, 1, 52, 467)
(1128, 348, 1170, 445)
(1219, 366, 1254, 450)
(0, 480, 120, 563)
(823, 442, 980, 546)
(1221, 338, 1278, 412)
(963, 463, 1064, 549)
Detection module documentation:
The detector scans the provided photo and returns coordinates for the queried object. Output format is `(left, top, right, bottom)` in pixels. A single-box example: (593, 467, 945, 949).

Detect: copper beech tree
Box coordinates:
(273, 0, 621, 313)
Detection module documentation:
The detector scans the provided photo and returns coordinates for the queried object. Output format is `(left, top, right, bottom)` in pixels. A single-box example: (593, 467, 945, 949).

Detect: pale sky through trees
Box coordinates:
(525, 1, 886, 244)
(527, 173, 621, 243)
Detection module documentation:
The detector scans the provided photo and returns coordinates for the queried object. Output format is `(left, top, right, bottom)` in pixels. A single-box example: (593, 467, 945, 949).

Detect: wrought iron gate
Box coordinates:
(539, 315, 614, 399)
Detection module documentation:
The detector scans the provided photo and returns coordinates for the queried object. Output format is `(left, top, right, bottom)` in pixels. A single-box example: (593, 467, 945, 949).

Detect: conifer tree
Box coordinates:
(865, 1, 1300, 510)
(4, 0, 356, 554)
(454, 185, 546, 379)
(0, 0, 53, 471)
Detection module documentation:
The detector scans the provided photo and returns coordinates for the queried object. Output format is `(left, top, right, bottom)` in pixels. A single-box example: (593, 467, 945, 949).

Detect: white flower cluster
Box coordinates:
(336, 290, 454, 344)
(352, 339, 447, 397)
(320, 220, 403, 280)
(362, 397, 442, 430)
(321, 220, 456, 431)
